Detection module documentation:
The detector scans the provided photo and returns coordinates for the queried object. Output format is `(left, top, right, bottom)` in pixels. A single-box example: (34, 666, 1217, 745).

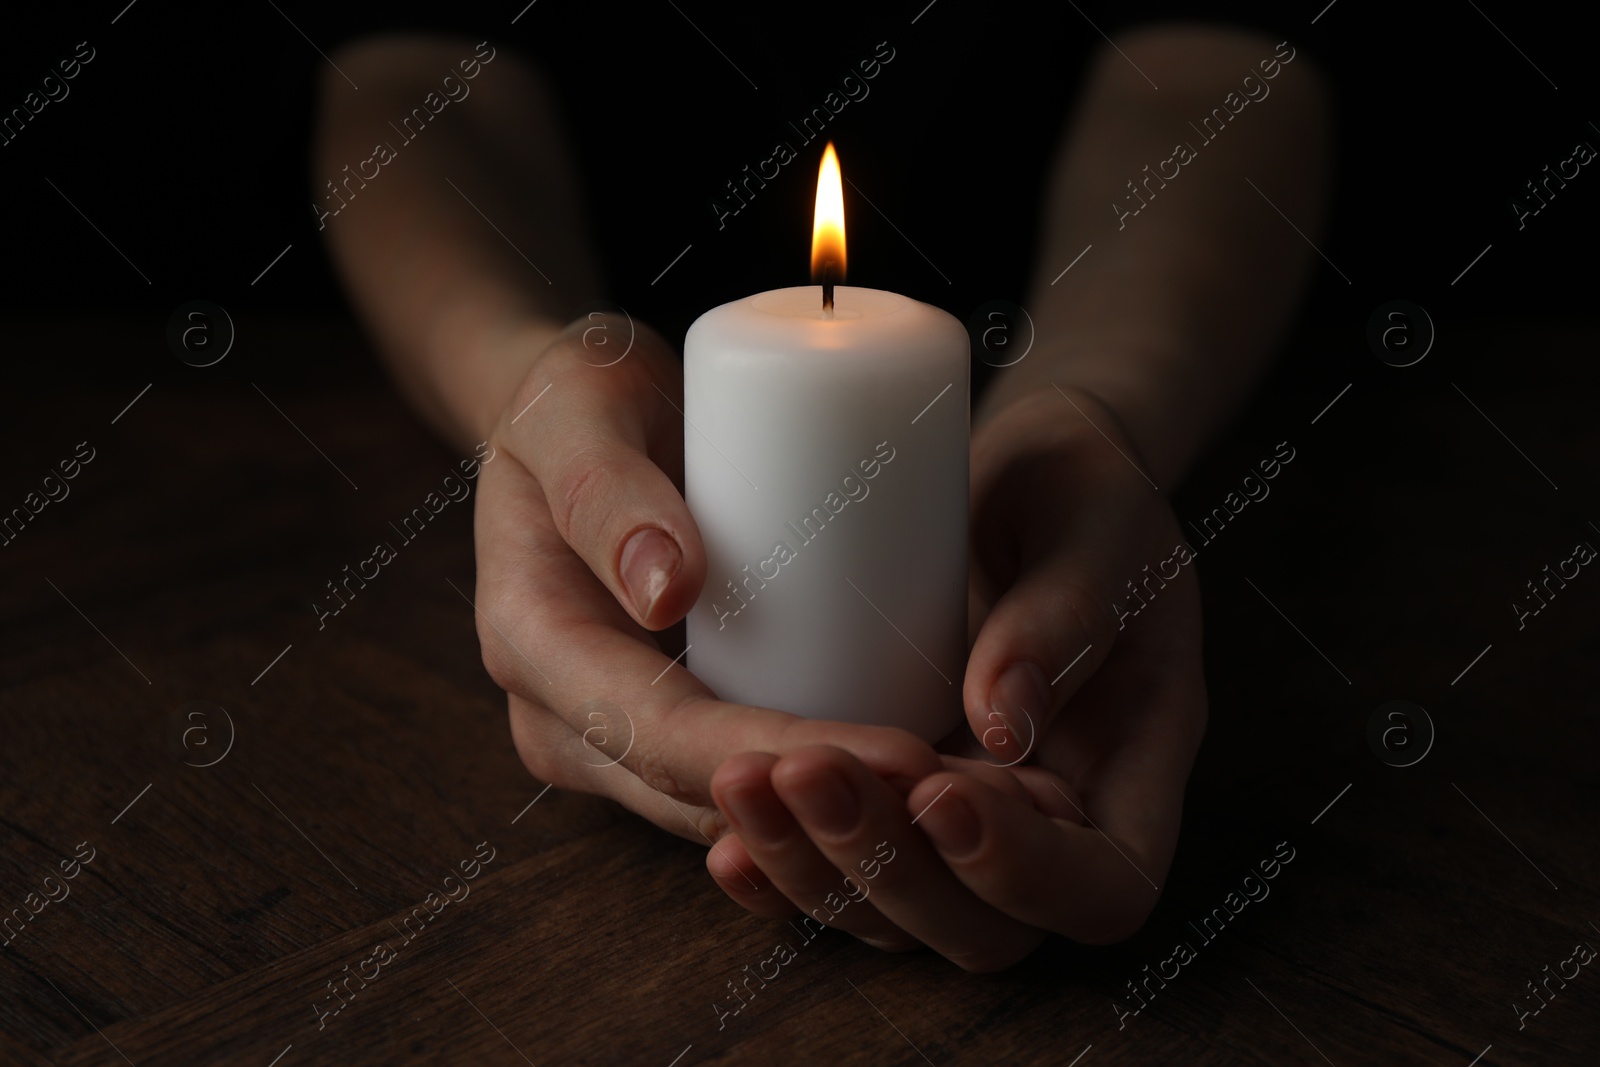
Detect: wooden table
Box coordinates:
(2, 318, 1595, 1066)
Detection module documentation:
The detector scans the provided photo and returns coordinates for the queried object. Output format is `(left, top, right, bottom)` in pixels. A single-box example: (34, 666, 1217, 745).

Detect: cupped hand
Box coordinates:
(472, 314, 944, 860)
(704, 383, 1208, 969)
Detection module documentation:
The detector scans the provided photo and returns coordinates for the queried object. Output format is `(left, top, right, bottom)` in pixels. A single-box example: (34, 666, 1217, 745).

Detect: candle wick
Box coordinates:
(822, 264, 835, 315)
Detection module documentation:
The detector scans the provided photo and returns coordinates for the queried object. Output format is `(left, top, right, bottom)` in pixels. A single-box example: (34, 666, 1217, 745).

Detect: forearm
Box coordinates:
(314, 36, 601, 451)
(980, 25, 1330, 486)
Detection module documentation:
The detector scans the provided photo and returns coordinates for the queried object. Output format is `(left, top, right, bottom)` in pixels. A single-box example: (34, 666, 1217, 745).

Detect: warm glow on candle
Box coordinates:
(811, 142, 846, 283)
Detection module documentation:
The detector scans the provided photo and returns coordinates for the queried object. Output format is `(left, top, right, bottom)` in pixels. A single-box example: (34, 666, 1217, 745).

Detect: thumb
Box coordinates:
(964, 550, 1125, 762)
(962, 428, 1187, 760)
(507, 317, 706, 630)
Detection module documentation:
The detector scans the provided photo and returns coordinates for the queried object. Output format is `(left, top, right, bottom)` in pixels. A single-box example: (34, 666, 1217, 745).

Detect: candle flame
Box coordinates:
(811, 142, 846, 283)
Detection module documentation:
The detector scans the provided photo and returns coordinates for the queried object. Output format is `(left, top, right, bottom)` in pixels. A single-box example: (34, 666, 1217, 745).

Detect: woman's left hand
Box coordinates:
(703, 383, 1209, 970)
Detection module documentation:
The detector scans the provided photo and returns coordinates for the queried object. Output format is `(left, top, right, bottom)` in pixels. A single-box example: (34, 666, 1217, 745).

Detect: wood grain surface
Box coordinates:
(1, 319, 1596, 1066)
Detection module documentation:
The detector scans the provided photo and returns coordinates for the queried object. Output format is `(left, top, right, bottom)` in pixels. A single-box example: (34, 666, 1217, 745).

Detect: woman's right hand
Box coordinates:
(470, 313, 944, 852)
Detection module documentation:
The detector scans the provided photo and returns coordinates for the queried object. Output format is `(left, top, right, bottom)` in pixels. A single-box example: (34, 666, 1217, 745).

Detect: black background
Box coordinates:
(0, 1, 1594, 407)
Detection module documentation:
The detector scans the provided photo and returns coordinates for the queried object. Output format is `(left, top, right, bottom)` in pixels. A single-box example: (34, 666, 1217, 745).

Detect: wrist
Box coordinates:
(973, 382, 1157, 490)
(977, 333, 1203, 490)
(476, 310, 677, 441)
(463, 314, 565, 441)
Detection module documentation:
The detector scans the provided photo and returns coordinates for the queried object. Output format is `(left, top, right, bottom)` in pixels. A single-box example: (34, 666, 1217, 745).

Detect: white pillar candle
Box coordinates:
(683, 283, 969, 742)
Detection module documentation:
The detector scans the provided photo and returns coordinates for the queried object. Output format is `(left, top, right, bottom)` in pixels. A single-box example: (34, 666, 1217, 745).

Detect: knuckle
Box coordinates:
(512, 740, 558, 786)
(550, 450, 617, 547)
(507, 362, 561, 429)
(632, 750, 695, 805)
(1058, 574, 1118, 650)
(692, 807, 731, 842)
(629, 693, 705, 805)
(474, 588, 541, 696)
(506, 704, 568, 788)
(533, 332, 585, 374)
(478, 626, 521, 694)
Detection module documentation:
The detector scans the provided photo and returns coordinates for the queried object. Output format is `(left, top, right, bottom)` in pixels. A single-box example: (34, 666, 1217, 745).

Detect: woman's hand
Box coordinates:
(704, 383, 1209, 969)
(472, 314, 946, 848)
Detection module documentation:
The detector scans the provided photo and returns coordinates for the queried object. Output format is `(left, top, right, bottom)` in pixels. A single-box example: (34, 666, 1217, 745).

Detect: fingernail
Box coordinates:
(988, 661, 1050, 755)
(920, 791, 981, 859)
(788, 769, 859, 835)
(620, 527, 680, 622)
(722, 784, 792, 845)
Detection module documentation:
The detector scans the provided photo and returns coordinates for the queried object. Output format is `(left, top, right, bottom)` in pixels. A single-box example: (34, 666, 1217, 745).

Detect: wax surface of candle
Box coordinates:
(684, 285, 968, 742)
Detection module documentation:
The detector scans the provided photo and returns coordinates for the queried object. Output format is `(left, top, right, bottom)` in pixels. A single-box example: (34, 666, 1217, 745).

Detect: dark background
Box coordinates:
(1, 0, 1594, 410)
(2, 6, 1597, 1065)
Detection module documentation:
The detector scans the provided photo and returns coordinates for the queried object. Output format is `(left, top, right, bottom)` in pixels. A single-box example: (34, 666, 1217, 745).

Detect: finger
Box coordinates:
(506, 321, 704, 629)
(505, 697, 804, 917)
(909, 771, 1162, 944)
(1031, 571, 1205, 907)
(773, 746, 1045, 971)
(932, 587, 1205, 943)
(506, 693, 732, 844)
(710, 752, 914, 946)
(964, 409, 1173, 758)
(507, 695, 794, 904)
(703, 830, 791, 920)
(936, 755, 1035, 805)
